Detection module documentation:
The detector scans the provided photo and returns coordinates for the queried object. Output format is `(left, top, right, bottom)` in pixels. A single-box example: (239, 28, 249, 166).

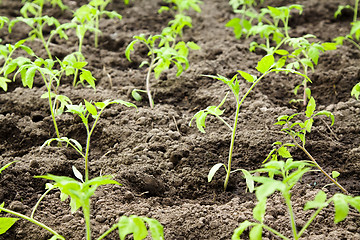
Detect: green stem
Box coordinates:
(345, 37, 360, 50)
(74, 33, 84, 87)
(83, 200, 92, 240)
(262, 224, 291, 240)
(96, 223, 118, 240)
(84, 108, 105, 182)
(354, 0, 359, 22)
(41, 72, 61, 143)
(31, 187, 53, 219)
(0, 206, 65, 240)
(283, 192, 298, 239)
(146, 52, 155, 108)
(37, 24, 52, 60)
(223, 70, 270, 190)
(95, 13, 99, 48)
(297, 199, 331, 238)
(223, 100, 241, 191)
(292, 136, 348, 194)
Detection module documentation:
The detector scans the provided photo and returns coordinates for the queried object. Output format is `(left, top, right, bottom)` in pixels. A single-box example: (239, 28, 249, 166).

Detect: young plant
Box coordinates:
(39, 100, 164, 240)
(13, 57, 96, 140)
(226, 0, 265, 39)
(227, 4, 303, 53)
(0, 16, 8, 43)
(232, 159, 360, 240)
(0, 39, 34, 91)
(189, 54, 310, 190)
(271, 96, 348, 194)
(73, 0, 122, 48)
(125, 33, 200, 108)
(279, 35, 337, 105)
(159, 0, 202, 14)
(334, 0, 360, 51)
(334, 0, 360, 98)
(9, 0, 68, 60)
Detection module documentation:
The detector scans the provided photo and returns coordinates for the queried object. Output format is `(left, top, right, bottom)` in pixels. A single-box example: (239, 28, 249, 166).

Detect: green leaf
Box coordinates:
(249, 224, 262, 240)
(118, 215, 148, 240)
(142, 217, 164, 240)
(189, 110, 207, 133)
(278, 146, 292, 158)
(347, 196, 360, 213)
(208, 163, 225, 182)
(333, 194, 349, 223)
(255, 180, 285, 201)
(332, 171, 340, 179)
(304, 190, 328, 210)
(79, 70, 96, 89)
(0, 77, 11, 91)
(187, 41, 201, 50)
(232, 221, 254, 240)
(275, 49, 289, 55)
(321, 42, 337, 51)
(237, 70, 255, 83)
(256, 54, 274, 74)
(352, 82, 360, 100)
(305, 97, 316, 117)
(125, 39, 138, 62)
(0, 161, 16, 174)
(132, 89, 143, 101)
(314, 110, 335, 126)
(84, 100, 98, 117)
(24, 66, 37, 88)
(241, 169, 254, 193)
(72, 166, 83, 182)
(0, 217, 18, 234)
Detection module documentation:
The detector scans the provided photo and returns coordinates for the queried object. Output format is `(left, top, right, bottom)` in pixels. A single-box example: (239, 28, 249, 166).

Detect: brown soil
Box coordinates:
(0, 0, 360, 239)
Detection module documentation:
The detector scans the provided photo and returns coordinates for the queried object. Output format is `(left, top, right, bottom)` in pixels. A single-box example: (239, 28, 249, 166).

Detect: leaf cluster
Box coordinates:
(274, 96, 334, 147)
(232, 159, 360, 240)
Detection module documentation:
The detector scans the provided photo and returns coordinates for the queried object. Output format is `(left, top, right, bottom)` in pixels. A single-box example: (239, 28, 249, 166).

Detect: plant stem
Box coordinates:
(292, 137, 348, 194)
(30, 187, 53, 219)
(95, 13, 99, 48)
(83, 199, 92, 240)
(283, 192, 298, 239)
(224, 100, 241, 190)
(354, 0, 359, 22)
(146, 53, 155, 108)
(297, 198, 331, 238)
(0, 206, 65, 240)
(37, 23, 53, 60)
(345, 37, 360, 51)
(223, 70, 270, 190)
(262, 224, 291, 240)
(96, 223, 118, 240)
(84, 108, 105, 182)
(41, 72, 61, 145)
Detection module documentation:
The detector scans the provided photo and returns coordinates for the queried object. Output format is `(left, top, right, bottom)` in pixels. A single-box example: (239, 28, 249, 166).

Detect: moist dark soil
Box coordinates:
(0, 0, 360, 239)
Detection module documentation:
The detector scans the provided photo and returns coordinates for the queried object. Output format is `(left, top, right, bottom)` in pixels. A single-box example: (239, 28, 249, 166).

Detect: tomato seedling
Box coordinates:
(39, 100, 164, 240)
(270, 96, 348, 194)
(13, 57, 96, 141)
(125, 33, 199, 108)
(9, 0, 69, 60)
(190, 54, 310, 190)
(232, 159, 360, 240)
(0, 39, 34, 91)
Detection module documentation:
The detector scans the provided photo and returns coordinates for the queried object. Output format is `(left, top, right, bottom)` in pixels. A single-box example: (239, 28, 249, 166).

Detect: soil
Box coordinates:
(0, 0, 360, 239)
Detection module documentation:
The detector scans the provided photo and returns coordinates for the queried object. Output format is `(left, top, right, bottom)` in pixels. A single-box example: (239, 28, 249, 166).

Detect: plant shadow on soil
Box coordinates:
(0, 0, 360, 239)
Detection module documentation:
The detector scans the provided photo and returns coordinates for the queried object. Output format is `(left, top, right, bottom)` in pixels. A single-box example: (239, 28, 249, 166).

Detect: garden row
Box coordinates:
(0, 0, 360, 239)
